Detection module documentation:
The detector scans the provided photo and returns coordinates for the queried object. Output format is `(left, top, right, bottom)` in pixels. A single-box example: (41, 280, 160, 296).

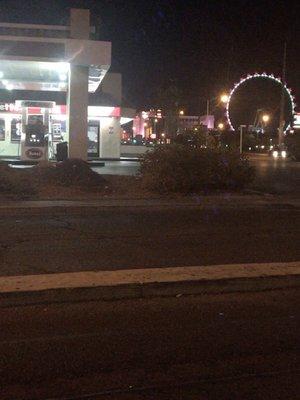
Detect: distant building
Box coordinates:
(294, 113, 300, 130)
(178, 116, 199, 131)
(132, 110, 215, 139)
(199, 115, 215, 130)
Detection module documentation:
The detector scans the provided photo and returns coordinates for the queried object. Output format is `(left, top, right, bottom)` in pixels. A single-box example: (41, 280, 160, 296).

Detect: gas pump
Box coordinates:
(17, 101, 55, 162)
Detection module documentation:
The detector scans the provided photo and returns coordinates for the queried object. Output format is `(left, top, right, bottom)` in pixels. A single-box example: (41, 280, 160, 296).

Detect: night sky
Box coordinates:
(0, 0, 299, 114)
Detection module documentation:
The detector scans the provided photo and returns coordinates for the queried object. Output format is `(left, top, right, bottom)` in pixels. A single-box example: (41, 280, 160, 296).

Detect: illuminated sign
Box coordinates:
(0, 103, 21, 112)
(0, 103, 121, 118)
(294, 113, 300, 129)
(25, 148, 44, 159)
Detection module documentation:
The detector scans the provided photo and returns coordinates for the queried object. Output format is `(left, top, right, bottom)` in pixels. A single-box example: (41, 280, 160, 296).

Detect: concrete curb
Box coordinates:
(0, 262, 299, 307)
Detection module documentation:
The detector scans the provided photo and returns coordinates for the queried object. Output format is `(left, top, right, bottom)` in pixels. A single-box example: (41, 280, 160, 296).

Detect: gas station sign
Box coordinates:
(25, 148, 44, 160)
(0, 103, 21, 113)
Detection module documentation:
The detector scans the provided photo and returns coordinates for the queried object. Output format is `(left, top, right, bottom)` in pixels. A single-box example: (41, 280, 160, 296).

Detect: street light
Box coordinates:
(179, 110, 184, 116)
(220, 94, 229, 104)
(218, 122, 224, 130)
(262, 114, 270, 123)
(153, 118, 158, 137)
(239, 125, 247, 154)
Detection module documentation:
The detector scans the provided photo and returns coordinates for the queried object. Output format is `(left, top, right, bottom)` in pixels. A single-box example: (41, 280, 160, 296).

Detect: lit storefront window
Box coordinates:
(11, 117, 22, 142)
(0, 119, 5, 140)
(51, 116, 67, 141)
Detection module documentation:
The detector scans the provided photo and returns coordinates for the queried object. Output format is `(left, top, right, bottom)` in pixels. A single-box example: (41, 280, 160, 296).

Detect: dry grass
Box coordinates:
(0, 160, 152, 200)
(36, 175, 159, 200)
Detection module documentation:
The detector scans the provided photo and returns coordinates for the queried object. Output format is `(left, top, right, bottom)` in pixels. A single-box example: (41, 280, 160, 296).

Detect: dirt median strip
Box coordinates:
(0, 262, 299, 307)
(0, 198, 299, 216)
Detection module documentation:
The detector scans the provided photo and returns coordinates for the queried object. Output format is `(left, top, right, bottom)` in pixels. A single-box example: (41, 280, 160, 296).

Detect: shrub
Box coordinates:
(32, 158, 107, 188)
(139, 145, 255, 194)
(0, 163, 37, 198)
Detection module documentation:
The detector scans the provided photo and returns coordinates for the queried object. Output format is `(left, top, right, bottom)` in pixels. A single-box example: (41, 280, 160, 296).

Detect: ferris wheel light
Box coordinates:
(225, 72, 296, 134)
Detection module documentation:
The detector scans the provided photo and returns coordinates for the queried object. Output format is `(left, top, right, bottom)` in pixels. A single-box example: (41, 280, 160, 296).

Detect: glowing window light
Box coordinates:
(225, 73, 296, 134)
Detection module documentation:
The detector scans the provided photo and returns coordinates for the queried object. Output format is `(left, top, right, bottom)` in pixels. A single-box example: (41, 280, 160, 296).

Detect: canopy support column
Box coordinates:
(67, 64, 89, 160)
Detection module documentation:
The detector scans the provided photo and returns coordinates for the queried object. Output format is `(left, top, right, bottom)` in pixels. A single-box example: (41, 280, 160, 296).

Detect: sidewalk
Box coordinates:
(1, 261, 299, 307)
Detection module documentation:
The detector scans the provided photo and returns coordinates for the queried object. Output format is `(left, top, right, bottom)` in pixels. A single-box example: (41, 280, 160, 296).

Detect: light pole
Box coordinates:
(278, 42, 287, 147)
(206, 94, 228, 120)
(153, 118, 158, 138)
(239, 125, 246, 154)
(206, 99, 210, 117)
(203, 94, 228, 147)
(261, 114, 270, 136)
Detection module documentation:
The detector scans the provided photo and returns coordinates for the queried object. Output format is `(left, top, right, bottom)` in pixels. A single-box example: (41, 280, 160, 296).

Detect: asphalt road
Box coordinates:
(93, 154, 300, 195)
(0, 204, 299, 276)
(248, 154, 300, 195)
(1, 288, 299, 399)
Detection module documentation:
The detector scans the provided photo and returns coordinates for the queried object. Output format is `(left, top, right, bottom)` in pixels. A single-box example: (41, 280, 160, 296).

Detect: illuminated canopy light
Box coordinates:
(59, 73, 67, 81)
(39, 61, 69, 72)
(225, 72, 296, 134)
(120, 117, 134, 125)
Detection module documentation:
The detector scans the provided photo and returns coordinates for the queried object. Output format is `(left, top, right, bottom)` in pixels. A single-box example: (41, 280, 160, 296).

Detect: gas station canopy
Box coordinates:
(0, 60, 106, 93)
(0, 15, 111, 93)
(0, 9, 114, 161)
